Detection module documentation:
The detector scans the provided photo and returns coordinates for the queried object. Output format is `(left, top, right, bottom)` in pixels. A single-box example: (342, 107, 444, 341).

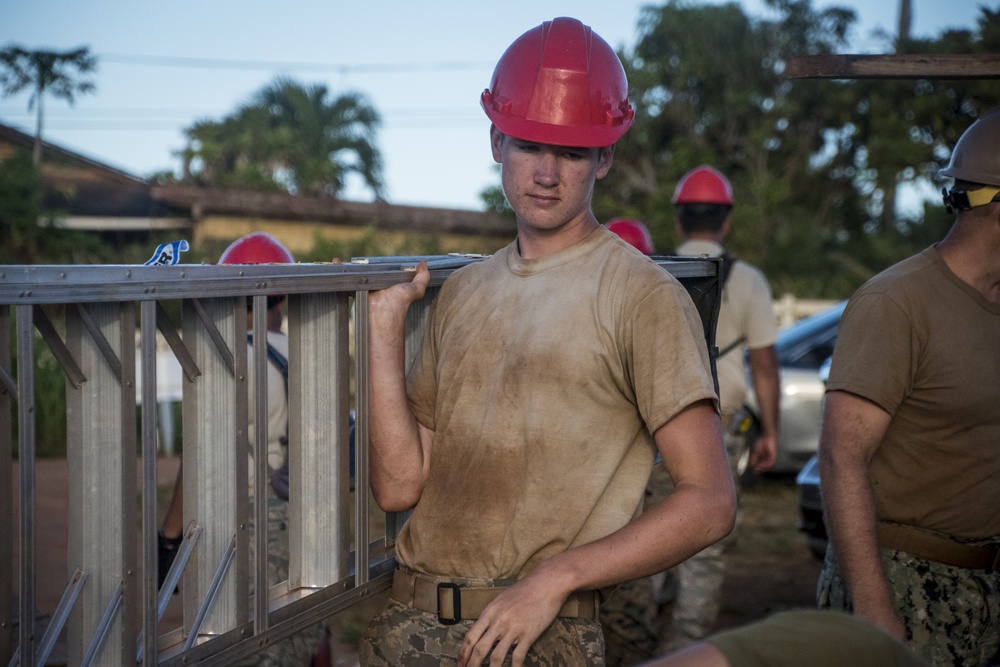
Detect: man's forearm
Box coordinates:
(368, 334, 427, 511)
(819, 448, 896, 617)
(748, 346, 780, 437)
(513, 470, 736, 626)
(366, 265, 432, 511)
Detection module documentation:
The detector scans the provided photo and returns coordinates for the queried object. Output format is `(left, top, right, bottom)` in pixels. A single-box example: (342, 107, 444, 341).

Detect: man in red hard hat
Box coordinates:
(600, 168, 779, 664)
(650, 165, 780, 653)
(607, 218, 656, 255)
(361, 17, 736, 667)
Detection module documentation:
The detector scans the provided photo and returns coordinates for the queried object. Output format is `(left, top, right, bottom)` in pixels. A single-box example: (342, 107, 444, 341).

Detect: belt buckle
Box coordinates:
(437, 582, 461, 625)
(988, 546, 1000, 574)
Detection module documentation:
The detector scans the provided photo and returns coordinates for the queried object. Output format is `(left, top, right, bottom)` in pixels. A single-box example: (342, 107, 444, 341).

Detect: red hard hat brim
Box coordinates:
(482, 95, 633, 148)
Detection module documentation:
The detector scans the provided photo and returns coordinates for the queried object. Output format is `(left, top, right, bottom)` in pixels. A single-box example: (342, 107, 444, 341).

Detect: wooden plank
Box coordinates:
(785, 54, 1000, 80)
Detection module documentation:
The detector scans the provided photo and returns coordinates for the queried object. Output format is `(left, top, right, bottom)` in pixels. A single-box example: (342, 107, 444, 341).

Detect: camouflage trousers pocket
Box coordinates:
(360, 598, 606, 666)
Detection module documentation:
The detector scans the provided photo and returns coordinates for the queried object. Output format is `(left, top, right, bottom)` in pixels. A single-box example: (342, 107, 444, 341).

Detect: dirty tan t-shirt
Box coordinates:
(827, 246, 1000, 539)
(397, 226, 718, 580)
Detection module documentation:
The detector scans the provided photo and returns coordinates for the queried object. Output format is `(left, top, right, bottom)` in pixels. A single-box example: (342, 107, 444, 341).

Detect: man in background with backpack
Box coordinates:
(664, 164, 781, 650)
(601, 167, 780, 665)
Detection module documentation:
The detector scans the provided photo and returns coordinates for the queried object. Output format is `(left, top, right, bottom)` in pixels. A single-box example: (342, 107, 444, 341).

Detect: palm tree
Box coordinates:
(180, 77, 385, 200)
(0, 45, 98, 165)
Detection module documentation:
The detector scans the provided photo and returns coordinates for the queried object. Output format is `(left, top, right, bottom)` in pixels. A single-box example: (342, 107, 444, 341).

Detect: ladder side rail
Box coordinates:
(65, 302, 137, 667)
(250, 295, 270, 637)
(353, 291, 372, 585)
(0, 306, 11, 666)
(138, 300, 160, 667)
(287, 291, 352, 590)
(180, 297, 245, 638)
(15, 305, 36, 667)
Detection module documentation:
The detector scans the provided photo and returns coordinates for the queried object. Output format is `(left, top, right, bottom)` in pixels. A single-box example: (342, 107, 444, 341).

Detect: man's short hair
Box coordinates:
(677, 203, 732, 233)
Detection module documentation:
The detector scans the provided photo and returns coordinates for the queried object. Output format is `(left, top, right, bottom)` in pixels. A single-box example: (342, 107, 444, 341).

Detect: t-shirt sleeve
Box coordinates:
(629, 280, 719, 435)
(826, 292, 915, 415)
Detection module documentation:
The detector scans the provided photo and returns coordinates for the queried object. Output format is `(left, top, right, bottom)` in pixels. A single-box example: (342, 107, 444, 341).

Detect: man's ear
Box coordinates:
(490, 124, 503, 164)
(596, 144, 616, 180)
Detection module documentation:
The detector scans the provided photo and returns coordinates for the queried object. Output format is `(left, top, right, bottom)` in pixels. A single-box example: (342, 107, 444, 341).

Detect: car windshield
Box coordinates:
(774, 301, 847, 369)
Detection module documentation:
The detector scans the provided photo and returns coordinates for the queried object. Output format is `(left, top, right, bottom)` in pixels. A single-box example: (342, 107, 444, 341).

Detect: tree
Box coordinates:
(0, 45, 97, 166)
(0, 149, 102, 264)
(177, 77, 385, 199)
(599, 0, 862, 296)
(598, 0, 1000, 298)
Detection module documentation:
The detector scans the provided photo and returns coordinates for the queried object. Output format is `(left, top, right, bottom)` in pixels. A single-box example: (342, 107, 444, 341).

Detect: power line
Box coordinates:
(97, 52, 495, 74)
(0, 115, 487, 132)
(0, 106, 482, 118)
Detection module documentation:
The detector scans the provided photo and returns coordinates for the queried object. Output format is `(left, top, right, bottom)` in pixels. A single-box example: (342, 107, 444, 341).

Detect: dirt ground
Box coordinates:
(14, 458, 820, 666)
(715, 474, 824, 631)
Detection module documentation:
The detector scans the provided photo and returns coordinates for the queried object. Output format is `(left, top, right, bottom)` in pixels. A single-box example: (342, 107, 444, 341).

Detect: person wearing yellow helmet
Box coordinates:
(817, 108, 1000, 665)
(360, 17, 736, 667)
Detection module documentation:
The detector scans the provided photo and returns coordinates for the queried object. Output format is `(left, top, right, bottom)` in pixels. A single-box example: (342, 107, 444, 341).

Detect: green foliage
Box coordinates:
(478, 165, 516, 219)
(30, 339, 67, 457)
(177, 77, 385, 199)
(0, 150, 104, 263)
(592, 1, 1000, 298)
(9, 327, 68, 459)
(0, 44, 97, 165)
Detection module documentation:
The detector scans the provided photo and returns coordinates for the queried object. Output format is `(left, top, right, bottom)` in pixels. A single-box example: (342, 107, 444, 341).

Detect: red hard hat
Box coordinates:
(607, 218, 654, 255)
(672, 165, 734, 206)
(481, 17, 635, 147)
(218, 232, 295, 265)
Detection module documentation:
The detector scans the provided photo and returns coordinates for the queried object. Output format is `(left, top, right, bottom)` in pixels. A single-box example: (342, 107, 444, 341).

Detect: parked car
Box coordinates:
(796, 352, 834, 559)
(796, 453, 826, 559)
(743, 300, 846, 474)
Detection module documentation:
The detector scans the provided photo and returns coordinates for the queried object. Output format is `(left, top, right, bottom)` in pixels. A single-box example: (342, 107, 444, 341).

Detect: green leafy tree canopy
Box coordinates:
(596, 0, 1000, 298)
(0, 45, 97, 165)
(175, 77, 385, 200)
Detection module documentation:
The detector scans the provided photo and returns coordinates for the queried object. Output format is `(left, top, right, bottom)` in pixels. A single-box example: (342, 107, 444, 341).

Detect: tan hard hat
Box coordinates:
(940, 106, 1000, 188)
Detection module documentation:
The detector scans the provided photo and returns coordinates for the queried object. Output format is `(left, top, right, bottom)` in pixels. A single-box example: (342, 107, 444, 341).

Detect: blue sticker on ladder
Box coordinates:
(144, 240, 190, 266)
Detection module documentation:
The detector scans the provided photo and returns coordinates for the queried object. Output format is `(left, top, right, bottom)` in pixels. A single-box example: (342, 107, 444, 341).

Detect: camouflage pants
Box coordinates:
(817, 543, 1000, 667)
(600, 578, 657, 667)
(601, 427, 745, 665)
(359, 598, 605, 666)
(230, 493, 326, 667)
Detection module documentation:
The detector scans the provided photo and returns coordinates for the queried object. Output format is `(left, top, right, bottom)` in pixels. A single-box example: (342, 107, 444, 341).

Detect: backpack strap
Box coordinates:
(675, 251, 743, 358)
(719, 252, 738, 289)
(248, 333, 289, 390)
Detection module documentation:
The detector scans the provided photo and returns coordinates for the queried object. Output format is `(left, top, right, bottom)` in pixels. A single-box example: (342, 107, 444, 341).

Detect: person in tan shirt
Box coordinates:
(818, 108, 1000, 666)
(360, 17, 737, 667)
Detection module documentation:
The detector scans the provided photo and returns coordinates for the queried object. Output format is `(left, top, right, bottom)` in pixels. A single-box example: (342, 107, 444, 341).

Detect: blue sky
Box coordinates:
(0, 0, 990, 211)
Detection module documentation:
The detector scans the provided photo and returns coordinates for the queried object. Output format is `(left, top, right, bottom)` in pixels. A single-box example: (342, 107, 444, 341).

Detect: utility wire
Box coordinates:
(98, 52, 495, 74)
